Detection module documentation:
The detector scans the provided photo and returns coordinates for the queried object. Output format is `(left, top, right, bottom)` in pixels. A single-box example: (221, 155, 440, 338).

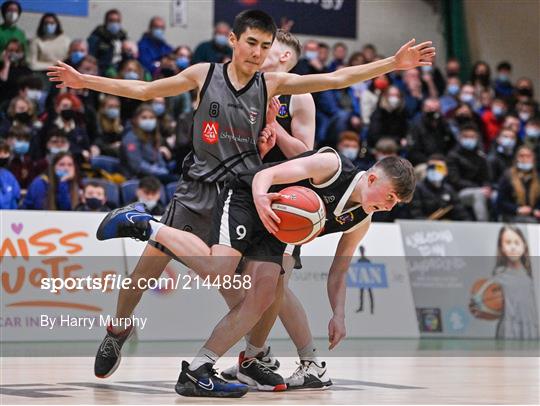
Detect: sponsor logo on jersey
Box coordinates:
(202, 121, 219, 144)
(277, 103, 289, 118)
(335, 212, 354, 225)
(323, 195, 335, 203)
(248, 109, 259, 125)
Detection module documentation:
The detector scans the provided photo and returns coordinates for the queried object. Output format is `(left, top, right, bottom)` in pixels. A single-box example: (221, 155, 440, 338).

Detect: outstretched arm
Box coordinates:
(47, 61, 208, 101)
(327, 217, 371, 349)
(265, 39, 435, 96)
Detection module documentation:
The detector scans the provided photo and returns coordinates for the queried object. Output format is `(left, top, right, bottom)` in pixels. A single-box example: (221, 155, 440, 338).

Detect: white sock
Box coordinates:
(245, 342, 265, 359)
(298, 341, 319, 363)
(149, 222, 164, 241)
(189, 347, 219, 371)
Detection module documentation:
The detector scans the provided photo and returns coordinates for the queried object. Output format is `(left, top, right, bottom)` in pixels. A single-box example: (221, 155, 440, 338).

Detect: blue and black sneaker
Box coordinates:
(175, 361, 249, 398)
(96, 203, 154, 241)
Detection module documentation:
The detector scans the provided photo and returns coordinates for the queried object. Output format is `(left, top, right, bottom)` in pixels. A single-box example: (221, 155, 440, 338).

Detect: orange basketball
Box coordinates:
(470, 278, 504, 320)
(271, 186, 326, 245)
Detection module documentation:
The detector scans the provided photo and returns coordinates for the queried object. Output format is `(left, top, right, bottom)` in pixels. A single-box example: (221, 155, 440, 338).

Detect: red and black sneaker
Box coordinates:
(94, 324, 134, 378)
(236, 351, 287, 392)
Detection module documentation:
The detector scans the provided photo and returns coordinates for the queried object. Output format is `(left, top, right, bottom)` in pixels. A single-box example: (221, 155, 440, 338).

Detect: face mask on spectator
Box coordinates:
(152, 102, 166, 116)
(460, 138, 477, 150)
(517, 87, 533, 97)
(304, 50, 318, 61)
(160, 67, 175, 77)
(516, 162, 533, 172)
(526, 127, 540, 139)
(447, 84, 460, 95)
(425, 111, 440, 121)
(45, 23, 57, 36)
(152, 28, 164, 40)
(5, 11, 19, 24)
(387, 96, 400, 110)
(13, 140, 29, 155)
(519, 112, 531, 122)
(214, 34, 228, 47)
(14, 112, 31, 124)
(124, 71, 139, 80)
(8, 52, 23, 63)
(176, 56, 189, 70)
(139, 197, 158, 210)
(426, 168, 444, 185)
(49, 146, 69, 155)
(460, 93, 474, 104)
(498, 136, 516, 150)
(421, 65, 432, 73)
(85, 197, 104, 210)
(492, 105, 506, 118)
(139, 118, 156, 132)
(104, 107, 120, 120)
(497, 74, 509, 82)
(55, 168, 69, 179)
(340, 147, 358, 160)
(70, 51, 85, 64)
(107, 22, 121, 34)
(26, 89, 44, 102)
(60, 109, 76, 121)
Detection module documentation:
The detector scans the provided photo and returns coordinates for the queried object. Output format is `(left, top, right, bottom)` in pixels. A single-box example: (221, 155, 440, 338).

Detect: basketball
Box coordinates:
(470, 278, 504, 320)
(271, 186, 326, 245)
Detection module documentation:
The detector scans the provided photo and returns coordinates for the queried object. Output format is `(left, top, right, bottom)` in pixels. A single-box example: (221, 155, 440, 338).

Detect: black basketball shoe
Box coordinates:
(285, 360, 333, 390)
(237, 351, 287, 391)
(96, 203, 154, 241)
(175, 361, 248, 398)
(94, 324, 134, 378)
(221, 346, 280, 380)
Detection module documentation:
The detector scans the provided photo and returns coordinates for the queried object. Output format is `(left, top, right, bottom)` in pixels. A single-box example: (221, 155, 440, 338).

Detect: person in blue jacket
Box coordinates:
(0, 140, 20, 209)
(21, 151, 80, 210)
(137, 16, 172, 75)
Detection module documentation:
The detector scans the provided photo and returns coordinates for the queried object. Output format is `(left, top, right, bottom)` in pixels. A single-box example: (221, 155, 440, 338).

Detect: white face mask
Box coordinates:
(387, 96, 400, 109)
(139, 198, 158, 210)
(5, 11, 19, 24)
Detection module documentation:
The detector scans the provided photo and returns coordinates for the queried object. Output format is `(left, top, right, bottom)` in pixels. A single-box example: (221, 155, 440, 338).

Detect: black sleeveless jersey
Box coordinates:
(262, 94, 293, 164)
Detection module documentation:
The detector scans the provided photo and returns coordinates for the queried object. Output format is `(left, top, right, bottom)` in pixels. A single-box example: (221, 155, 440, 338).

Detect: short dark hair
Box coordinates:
(459, 123, 480, 135)
(318, 42, 329, 50)
(428, 153, 446, 162)
(333, 42, 347, 51)
(497, 61, 512, 71)
(1, 1, 21, 18)
(84, 181, 105, 193)
(373, 156, 416, 203)
(138, 176, 161, 193)
(0, 139, 11, 154)
(37, 13, 63, 38)
(104, 8, 120, 23)
(232, 9, 276, 41)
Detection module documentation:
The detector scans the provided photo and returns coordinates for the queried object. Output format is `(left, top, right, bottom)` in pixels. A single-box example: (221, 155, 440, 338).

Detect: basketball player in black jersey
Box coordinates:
(97, 149, 416, 396)
(50, 7, 434, 398)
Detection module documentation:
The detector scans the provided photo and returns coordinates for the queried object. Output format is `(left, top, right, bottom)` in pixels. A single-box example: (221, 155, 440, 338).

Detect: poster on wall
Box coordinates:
(400, 220, 539, 339)
(214, 0, 357, 39)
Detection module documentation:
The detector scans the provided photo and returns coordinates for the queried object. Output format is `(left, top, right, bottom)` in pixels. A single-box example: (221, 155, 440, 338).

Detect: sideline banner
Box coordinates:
(399, 221, 539, 339)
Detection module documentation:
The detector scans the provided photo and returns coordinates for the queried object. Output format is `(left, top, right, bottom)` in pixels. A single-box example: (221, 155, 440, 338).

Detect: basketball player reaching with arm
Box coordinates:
(96, 149, 416, 397)
(49, 8, 433, 398)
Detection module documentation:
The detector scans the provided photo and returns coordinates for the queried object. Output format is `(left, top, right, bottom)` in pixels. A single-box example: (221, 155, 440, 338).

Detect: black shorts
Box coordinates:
(209, 185, 295, 266)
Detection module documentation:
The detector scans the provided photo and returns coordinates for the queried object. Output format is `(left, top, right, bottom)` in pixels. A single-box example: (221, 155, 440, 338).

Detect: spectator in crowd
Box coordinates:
(447, 124, 492, 221)
(373, 137, 399, 161)
(487, 127, 518, 189)
(192, 21, 232, 64)
(336, 131, 361, 165)
(497, 145, 540, 223)
(470, 61, 491, 93)
(0, 1, 27, 54)
(45, 128, 70, 158)
(137, 16, 173, 74)
(104, 41, 151, 81)
(367, 85, 408, 148)
(116, 58, 147, 120)
(445, 57, 461, 79)
(409, 154, 470, 221)
(458, 83, 476, 108)
(360, 74, 388, 126)
(174, 45, 192, 71)
(42, 93, 90, 164)
(481, 97, 508, 148)
(75, 181, 110, 212)
(0, 95, 40, 139)
(152, 53, 178, 79)
(523, 117, 540, 163)
(0, 138, 20, 209)
(401, 68, 430, 119)
(64, 39, 88, 68)
(21, 151, 79, 210)
(440, 75, 461, 115)
(421, 56, 445, 96)
(503, 114, 521, 135)
(494, 61, 514, 100)
(5, 125, 47, 188)
(361, 43, 377, 63)
(448, 102, 483, 138)
(327, 42, 347, 72)
(292, 39, 326, 75)
(87, 9, 127, 74)
(514, 77, 535, 104)
(134, 175, 165, 215)
(0, 38, 32, 105)
(407, 97, 455, 167)
(15, 74, 47, 116)
(28, 13, 70, 74)
(317, 42, 329, 67)
(169, 45, 193, 116)
(93, 95, 123, 158)
(120, 104, 171, 182)
(516, 100, 536, 138)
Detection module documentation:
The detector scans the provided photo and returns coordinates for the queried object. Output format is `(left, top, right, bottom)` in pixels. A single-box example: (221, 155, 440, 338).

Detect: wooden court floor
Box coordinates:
(1, 356, 538, 404)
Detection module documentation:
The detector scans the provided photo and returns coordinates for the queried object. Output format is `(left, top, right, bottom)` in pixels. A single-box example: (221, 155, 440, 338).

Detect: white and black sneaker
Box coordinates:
(285, 360, 333, 390)
(94, 325, 134, 378)
(237, 352, 287, 392)
(221, 347, 280, 381)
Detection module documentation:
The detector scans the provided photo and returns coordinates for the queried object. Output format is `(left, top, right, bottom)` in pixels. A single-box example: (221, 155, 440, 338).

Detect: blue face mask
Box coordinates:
(139, 118, 157, 132)
(305, 50, 318, 61)
(460, 138, 478, 150)
(497, 74, 509, 82)
(13, 140, 30, 155)
(214, 34, 229, 46)
(107, 22, 121, 34)
(525, 127, 540, 139)
(49, 146, 69, 155)
(426, 169, 445, 184)
(104, 107, 120, 120)
(492, 105, 506, 117)
(152, 102, 166, 116)
(70, 51, 85, 64)
(55, 168, 69, 179)
(124, 71, 139, 80)
(45, 23, 57, 36)
(176, 56, 190, 70)
(460, 93, 474, 104)
(152, 28, 165, 40)
(499, 137, 516, 149)
(517, 162, 533, 172)
(447, 84, 460, 95)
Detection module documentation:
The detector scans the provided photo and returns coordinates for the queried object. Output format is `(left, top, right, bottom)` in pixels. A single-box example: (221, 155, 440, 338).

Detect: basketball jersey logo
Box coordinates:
(202, 121, 219, 144)
(277, 103, 289, 119)
(336, 212, 354, 225)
